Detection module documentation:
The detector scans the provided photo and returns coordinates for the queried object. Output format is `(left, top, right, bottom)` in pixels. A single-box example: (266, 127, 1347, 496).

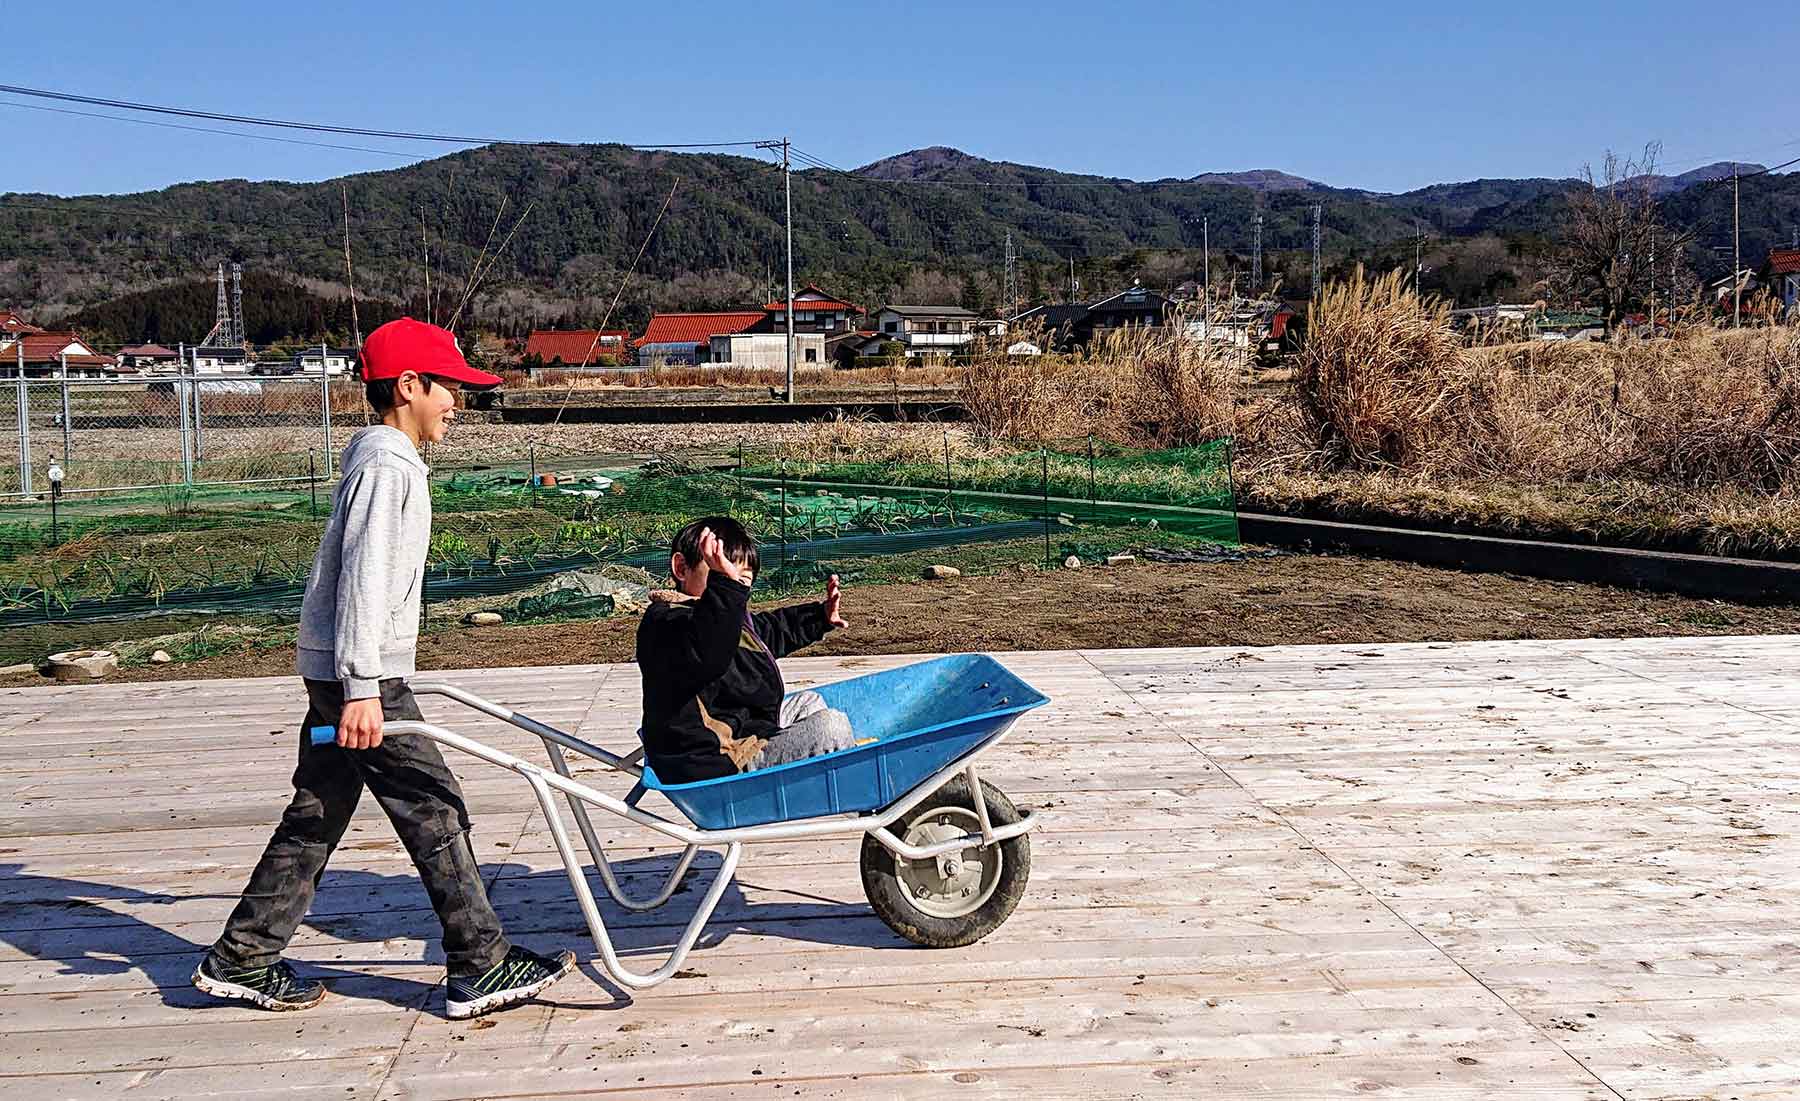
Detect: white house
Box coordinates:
(871, 305, 980, 357)
(296, 348, 356, 375)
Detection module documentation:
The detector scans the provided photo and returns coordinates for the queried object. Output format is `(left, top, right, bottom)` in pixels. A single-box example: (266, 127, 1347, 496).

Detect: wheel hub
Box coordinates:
(895, 807, 1002, 919)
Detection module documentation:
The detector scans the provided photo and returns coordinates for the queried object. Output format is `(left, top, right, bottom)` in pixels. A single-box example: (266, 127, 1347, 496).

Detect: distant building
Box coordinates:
(297, 347, 357, 375)
(634, 311, 766, 367)
(1084, 285, 1174, 333)
(1534, 310, 1606, 342)
(1759, 248, 1800, 317)
(826, 329, 878, 367)
(869, 305, 980, 357)
(1009, 285, 1175, 351)
(117, 344, 182, 373)
(758, 285, 864, 334)
(0, 330, 115, 378)
(190, 345, 250, 374)
(709, 331, 826, 368)
(1009, 303, 1091, 352)
(523, 329, 632, 368)
(1, 309, 44, 337)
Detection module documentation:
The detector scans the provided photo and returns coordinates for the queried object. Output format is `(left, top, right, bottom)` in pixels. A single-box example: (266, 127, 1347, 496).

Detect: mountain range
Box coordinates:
(2, 144, 1794, 345)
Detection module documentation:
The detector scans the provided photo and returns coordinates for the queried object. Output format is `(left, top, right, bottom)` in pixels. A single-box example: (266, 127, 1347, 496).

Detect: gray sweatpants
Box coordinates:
(748, 690, 857, 771)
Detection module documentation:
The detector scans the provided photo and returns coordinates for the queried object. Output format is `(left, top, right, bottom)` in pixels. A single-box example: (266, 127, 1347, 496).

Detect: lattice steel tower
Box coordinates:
(1251, 212, 1263, 290)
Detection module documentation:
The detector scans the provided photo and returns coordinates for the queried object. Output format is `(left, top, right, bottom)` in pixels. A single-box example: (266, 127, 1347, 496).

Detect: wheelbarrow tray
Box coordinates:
(637, 653, 1048, 829)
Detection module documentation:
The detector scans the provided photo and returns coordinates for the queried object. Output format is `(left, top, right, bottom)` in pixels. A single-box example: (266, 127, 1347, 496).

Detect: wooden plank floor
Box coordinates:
(2, 636, 1798, 1099)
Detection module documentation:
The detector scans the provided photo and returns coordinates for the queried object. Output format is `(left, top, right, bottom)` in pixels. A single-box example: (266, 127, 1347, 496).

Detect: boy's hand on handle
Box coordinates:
(824, 574, 848, 629)
(699, 527, 746, 584)
(338, 697, 385, 750)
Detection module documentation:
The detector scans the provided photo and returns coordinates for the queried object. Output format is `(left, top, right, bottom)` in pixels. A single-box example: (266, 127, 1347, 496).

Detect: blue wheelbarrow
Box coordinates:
(313, 654, 1048, 990)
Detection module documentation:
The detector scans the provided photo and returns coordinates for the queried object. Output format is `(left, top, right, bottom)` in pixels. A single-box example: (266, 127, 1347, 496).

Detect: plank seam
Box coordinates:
(1080, 649, 1632, 1101)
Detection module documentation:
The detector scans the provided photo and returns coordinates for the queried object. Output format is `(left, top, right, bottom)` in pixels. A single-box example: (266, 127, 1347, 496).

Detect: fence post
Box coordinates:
(1041, 442, 1051, 568)
(14, 344, 30, 494)
(177, 354, 194, 486)
(308, 452, 319, 519)
(779, 458, 789, 566)
(1224, 437, 1238, 514)
(59, 366, 72, 463)
(943, 430, 956, 525)
(320, 345, 335, 478)
(735, 440, 744, 512)
(1087, 434, 1097, 523)
(190, 358, 205, 465)
(529, 443, 537, 507)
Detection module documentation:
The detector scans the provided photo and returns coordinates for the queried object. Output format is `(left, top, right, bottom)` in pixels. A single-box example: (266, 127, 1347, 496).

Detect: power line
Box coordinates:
(0, 99, 423, 159)
(0, 82, 770, 151)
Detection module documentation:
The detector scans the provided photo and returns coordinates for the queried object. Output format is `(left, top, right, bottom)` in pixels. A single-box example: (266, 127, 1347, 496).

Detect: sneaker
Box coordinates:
(445, 946, 576, 1020)
(192, 953, 327, 1011)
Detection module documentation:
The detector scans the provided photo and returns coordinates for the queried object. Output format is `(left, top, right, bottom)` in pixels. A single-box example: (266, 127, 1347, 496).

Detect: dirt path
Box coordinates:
(8, 553, 1798, 690)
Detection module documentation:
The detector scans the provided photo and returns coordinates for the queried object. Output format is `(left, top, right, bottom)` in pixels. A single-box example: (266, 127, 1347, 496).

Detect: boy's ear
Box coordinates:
(669, 552, 688, 578)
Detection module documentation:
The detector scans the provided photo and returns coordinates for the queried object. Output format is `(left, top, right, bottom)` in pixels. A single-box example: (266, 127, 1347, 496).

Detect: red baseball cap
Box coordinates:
(360, 318, 503, 388)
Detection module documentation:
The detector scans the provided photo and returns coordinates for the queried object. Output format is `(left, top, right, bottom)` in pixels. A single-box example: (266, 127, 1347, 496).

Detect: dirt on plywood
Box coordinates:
(6, 553, 1799, 690)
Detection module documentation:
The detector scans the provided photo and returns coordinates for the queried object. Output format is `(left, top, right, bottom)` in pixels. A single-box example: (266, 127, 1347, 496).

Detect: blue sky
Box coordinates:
(5, 1, 1796, 197)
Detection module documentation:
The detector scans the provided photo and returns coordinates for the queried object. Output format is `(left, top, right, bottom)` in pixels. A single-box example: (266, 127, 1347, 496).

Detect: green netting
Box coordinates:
(0, 437, 1237, 662)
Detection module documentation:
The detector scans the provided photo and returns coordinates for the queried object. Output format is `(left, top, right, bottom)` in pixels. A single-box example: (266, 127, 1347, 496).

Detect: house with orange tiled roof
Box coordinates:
(1760, 248, 1800, 317)
(634, 311, 766, 367)
(759, 285, 865, 334)
(1, 309, 44, 337)
(523, 329, 632, 369)
(1, 330, 117, 378)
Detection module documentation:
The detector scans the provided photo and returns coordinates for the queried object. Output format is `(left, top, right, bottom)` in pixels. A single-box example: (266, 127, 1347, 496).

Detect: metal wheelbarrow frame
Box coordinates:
(339, 654, 1048, 991)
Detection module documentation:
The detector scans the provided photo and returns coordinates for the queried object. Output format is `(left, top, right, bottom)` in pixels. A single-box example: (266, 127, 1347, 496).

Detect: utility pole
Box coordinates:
(1311, 203, 1322, 300)
(1733, 169, 1742, 328)
(341, 183, 363, 349)
(1003, 231, 1018, 322)
(1203, 216, 1210, 314)
(421, 204, 433, 326)
(783, 137, 794, 401)
(754, 137, 795, 399)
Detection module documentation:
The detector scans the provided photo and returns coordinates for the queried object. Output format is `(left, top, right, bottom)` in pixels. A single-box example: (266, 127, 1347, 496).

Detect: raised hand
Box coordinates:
(698, 527, 746, 584)
(824, 574, 848, 629)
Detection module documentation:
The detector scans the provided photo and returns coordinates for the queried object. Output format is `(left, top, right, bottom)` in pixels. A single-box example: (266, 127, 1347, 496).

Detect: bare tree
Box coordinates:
(1548, 144, 1694, 333)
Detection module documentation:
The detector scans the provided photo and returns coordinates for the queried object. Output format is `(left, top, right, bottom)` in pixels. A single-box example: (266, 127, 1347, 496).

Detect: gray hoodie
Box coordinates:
(296, 425, 431, 698)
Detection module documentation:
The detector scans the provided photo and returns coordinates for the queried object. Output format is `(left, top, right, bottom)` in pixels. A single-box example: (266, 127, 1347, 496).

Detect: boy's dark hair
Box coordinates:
(671, 516, 759, 575)
(365, 372, 437, 415)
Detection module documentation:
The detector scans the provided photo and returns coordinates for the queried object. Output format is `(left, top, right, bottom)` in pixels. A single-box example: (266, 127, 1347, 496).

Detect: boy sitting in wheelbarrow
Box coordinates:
(638, 516, 853, 783)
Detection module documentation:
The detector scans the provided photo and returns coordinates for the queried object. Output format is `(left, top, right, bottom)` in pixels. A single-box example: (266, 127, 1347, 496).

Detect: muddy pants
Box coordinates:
(210, 678, 511, 977)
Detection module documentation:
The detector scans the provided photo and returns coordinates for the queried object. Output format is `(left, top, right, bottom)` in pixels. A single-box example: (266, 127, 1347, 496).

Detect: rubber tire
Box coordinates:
(860, 777, 1031, 948)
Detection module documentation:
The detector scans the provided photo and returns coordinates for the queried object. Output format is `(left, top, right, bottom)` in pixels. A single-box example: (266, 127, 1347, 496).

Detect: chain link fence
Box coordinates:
(0, 424, 1239, 665)
(4, 372, 350, 499)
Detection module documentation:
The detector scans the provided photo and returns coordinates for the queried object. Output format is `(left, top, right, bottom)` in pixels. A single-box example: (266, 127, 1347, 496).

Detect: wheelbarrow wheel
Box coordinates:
(860, 776, 1030, 948)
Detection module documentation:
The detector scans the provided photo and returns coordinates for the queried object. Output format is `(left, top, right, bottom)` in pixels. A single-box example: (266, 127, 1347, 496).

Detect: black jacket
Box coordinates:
(635, 576, 833, 784)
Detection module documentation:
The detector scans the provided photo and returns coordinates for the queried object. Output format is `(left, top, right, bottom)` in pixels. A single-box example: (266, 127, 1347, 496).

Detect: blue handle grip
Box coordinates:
(309, 726, 338, 746)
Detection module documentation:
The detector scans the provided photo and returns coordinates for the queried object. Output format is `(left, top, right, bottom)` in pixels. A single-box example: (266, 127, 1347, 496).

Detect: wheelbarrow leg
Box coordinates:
(541, 737, 698, 911)
(525, 772, 741, 990)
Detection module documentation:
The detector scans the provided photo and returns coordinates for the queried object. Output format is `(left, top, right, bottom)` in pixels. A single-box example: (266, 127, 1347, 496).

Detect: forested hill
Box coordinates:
(5, 142, 1796, 344)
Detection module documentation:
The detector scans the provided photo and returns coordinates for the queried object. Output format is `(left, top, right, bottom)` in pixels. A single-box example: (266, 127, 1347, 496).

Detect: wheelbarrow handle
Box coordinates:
(309, 726, 338, 746)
